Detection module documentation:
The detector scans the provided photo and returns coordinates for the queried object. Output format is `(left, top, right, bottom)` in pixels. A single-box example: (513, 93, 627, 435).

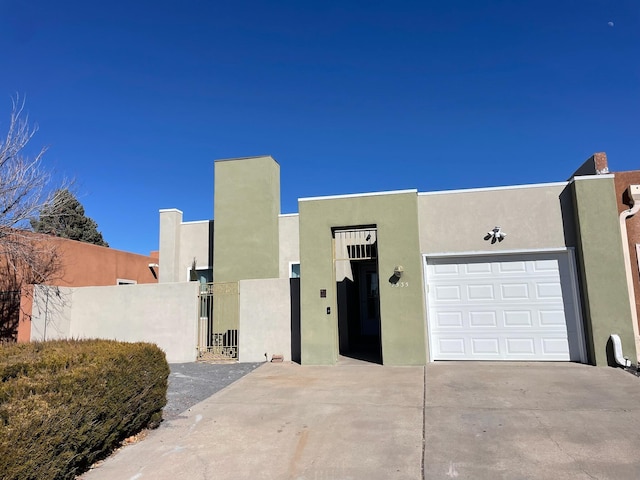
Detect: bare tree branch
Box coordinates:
(0, 95, 66, 341)
(0, 95, 65, 234)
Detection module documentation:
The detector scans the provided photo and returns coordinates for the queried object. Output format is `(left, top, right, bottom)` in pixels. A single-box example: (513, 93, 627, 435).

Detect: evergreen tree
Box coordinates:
(30, 189, 109, 247)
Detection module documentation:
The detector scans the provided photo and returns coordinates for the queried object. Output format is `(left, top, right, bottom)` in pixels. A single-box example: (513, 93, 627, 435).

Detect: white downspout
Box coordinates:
(610, 334, 631, 367)
(619, 185, 640, 362)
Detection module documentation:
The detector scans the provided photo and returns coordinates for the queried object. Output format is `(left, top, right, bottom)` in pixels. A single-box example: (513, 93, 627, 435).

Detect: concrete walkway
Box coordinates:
(81, 362, 640, 480)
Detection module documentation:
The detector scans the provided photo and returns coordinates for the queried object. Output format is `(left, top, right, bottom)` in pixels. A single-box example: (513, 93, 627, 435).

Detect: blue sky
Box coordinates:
(0, 0, 638, 255)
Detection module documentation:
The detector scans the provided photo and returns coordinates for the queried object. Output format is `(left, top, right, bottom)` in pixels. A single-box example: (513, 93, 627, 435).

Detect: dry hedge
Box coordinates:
(0, 339, 169, 480)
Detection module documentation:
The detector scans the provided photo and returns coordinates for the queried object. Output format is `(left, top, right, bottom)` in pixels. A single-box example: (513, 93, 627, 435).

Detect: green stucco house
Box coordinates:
(158, 153, 640, 367)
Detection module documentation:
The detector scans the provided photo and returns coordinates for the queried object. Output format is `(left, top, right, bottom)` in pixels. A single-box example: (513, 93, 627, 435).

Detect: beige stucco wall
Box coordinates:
(31, 286, 73, 341)
(159, 210, 213, 283)
(418, 183, 575, 254)
(299, 190, 426, 366)
(179, 221, 212, 281)
(279, 214, 300, 279)
(159, 209, 183, 282)
(239, 278, 291, 362)
(30, 282, 200, 363)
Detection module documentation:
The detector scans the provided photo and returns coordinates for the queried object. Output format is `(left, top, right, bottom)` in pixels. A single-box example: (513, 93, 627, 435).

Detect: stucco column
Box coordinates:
(159, 209, 183, 283)
(572, 176, 637, 365)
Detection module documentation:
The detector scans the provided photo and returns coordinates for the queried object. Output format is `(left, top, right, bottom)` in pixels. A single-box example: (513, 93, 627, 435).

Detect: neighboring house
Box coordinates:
(158, 153, 640, 367)
(7, 234, 159, 342)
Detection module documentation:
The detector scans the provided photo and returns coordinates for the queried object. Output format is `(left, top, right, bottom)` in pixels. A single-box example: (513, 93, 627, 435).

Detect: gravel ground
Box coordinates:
(163, 362, 262, 421)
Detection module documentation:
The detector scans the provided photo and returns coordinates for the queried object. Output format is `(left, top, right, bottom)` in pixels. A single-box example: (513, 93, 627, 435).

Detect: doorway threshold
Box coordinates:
(337, 354, 383, 366)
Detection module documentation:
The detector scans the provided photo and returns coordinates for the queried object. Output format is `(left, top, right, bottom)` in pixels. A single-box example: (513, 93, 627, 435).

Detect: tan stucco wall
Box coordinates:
(279, 214, 300, 279)
(158, 212, 212, 283)
(179, 221, 212, 281)
(30, 282, 199, 363)
(299, 191, 426, 366)
(418, 183, 575, 254)
(239, 278, 292, 362)
(213, 156, 280, 282)
(16, 234, 158, 342)
(159, 209, 183, 282)
(572, 176, 637, 365)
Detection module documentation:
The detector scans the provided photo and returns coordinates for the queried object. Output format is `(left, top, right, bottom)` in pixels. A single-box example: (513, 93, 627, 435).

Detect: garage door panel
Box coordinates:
(536, 282, 563, 299)
(505, 337, 535, 355)
(503, 310, 532, 326)
(433, 332, 571, 361)
(431, 264, 460, 276)
(427, 253, 580, 361)
(498, 261, 527, 273)
(542, 338, 570, 355)
(533, 259, 559, 271)
(471, 338, 500, 355)
(468, 284, 495, 300)
(501, 283, 529, 300)
(433, 285, 462, 301)
(431, 279, 564, 304)
(430, 305, 567, 330)
(469, 311, 497, 327)
(466, 262, 493, 274)
(437, 338, 466, 355)
(539, 310, 566, 326)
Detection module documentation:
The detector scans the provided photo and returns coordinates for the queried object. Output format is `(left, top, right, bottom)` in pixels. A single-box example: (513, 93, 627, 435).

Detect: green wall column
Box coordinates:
(213, 156, 280, 283)
(572, 176, 637, 365)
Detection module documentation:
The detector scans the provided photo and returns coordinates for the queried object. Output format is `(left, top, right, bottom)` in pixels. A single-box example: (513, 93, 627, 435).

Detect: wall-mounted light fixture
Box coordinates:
(394, 265, 404, 278)
(484, 226, 506, 244)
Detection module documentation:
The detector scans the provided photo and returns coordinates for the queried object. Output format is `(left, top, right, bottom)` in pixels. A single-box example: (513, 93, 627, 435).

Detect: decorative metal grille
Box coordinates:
(197, 282, 239, 362)
(334, 228, 378, 261)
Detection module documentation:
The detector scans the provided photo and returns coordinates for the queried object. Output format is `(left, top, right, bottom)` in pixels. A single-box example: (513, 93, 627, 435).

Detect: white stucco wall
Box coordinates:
(239, 278, 291, 362)
(31, 282, 200, 363)
(159, 209, 183, 282)
(179, 221, 212, 281)
(31, 286, 74, 341)
(279, 214, 300, 279)
(159, 209, 213, 283)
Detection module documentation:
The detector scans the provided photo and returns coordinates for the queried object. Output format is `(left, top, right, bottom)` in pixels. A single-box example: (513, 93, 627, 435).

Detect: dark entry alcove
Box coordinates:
(337, 260, 382, 363)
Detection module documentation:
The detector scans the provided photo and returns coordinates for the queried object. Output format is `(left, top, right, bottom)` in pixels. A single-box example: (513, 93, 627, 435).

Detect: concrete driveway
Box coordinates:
(81, 362, 640, 480)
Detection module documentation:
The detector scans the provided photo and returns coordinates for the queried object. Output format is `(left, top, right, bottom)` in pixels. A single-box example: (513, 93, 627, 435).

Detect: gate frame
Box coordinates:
(197, 281, 240, 362)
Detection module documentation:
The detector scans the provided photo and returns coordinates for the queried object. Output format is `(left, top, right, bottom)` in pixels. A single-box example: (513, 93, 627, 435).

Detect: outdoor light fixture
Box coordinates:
(484, 226, 506, 244)
(394, 265, 404, 278)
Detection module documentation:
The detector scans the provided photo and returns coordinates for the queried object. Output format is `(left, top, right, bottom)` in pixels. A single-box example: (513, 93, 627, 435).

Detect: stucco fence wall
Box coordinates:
(29, 279, 293, 364)
(238, 278, 292, 363)
(30, 282, 200, 363)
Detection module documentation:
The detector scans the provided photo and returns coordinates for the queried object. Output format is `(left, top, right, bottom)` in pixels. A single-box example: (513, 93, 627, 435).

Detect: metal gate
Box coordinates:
(197, 282, 239, 362)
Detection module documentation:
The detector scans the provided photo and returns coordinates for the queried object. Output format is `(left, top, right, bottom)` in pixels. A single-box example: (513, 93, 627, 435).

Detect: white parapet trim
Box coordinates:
(299, 189, 418, 202)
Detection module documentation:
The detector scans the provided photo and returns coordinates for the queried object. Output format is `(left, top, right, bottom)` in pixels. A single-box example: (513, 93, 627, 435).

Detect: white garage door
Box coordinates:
(426, 253, 584, 361)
